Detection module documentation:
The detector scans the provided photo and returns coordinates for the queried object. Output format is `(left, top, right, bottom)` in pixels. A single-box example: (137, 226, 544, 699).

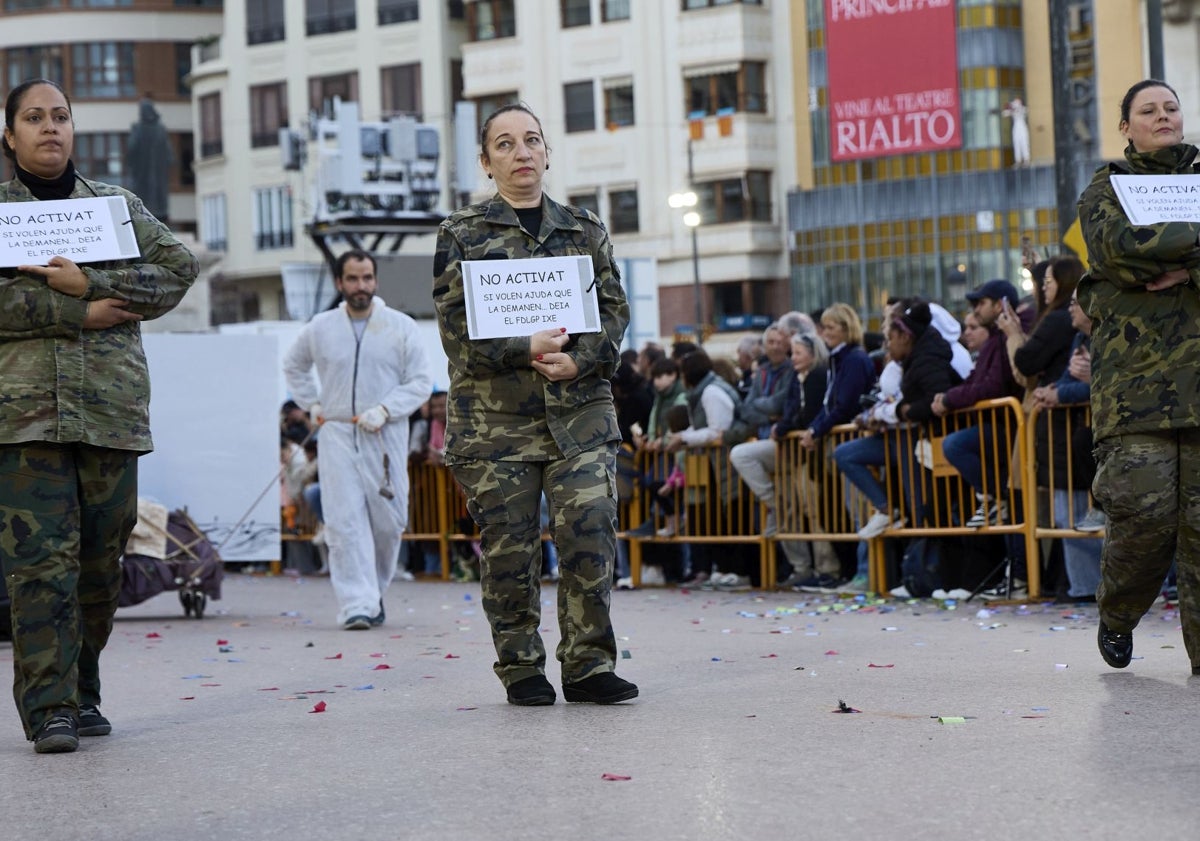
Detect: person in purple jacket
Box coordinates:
(931, 279, 1029, 528)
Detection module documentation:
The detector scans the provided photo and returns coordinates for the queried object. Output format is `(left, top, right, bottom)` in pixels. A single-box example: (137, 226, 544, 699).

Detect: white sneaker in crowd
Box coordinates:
(615, 576, 634, 590)
(889, 584, 912, 599)
(857, 509, 905, 539)
(640, 565, 665, 586)
(1076, 508, 1107, 533)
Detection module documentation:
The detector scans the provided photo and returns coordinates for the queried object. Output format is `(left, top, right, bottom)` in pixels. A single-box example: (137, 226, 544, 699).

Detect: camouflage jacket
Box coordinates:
(1076, 142, 1200, 440)
(0, 175, 198, 451)
(433, 193, 629, 461)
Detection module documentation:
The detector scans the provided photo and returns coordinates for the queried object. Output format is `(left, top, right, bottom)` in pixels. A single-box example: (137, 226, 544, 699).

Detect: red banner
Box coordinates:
(824, 0, 962, 162)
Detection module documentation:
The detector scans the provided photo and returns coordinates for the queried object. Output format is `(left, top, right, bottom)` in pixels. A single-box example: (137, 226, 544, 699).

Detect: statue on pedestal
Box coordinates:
(126, 97, 173, 221)
(1001, 98, 1030, 167)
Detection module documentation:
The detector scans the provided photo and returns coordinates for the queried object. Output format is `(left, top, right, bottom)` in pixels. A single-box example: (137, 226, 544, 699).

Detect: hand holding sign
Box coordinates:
(462, 256, 601, 339)
(18, 254, 88, 297)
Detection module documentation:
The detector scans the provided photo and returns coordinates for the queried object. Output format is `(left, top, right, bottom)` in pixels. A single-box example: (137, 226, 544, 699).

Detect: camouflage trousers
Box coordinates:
(449, 444, 618, 687)
(1093, 430, 1200, 669)
(0, 442, 137, 739)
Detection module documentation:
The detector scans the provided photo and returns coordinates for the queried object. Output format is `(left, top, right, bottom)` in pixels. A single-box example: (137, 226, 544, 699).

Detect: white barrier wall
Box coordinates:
(140, 333, 280, 563)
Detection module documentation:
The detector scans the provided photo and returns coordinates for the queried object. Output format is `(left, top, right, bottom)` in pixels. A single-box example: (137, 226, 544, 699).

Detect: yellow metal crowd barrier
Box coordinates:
(282, 399, 1102, 598)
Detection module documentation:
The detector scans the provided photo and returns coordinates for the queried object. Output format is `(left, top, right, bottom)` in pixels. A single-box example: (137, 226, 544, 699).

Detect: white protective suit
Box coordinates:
(283, 297, 432, 623)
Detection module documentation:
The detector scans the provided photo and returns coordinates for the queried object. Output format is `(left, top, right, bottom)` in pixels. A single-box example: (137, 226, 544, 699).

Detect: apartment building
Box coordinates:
(0, 0, 223, 232)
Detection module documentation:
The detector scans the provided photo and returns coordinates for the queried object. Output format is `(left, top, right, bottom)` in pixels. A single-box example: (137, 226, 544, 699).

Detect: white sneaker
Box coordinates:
(889, 584, 912, 599)
(640, 565, 665, 586)
(858, 510, 905, 539)
(615, 576, 634, 590)
(1076, 509, 1107, 533)
(656, 523, 676, 538)
(396, 570, 415, 582)
(717, 574, 752, 590)
(966, 499, 1008, 528)
(932, 588, 973, 600)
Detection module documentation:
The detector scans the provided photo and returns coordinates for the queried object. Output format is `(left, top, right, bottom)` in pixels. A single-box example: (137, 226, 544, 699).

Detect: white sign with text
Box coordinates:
(462, 255, 601, 339)
(0, 196, 140, 268)
(1110, 174, 1200, 225)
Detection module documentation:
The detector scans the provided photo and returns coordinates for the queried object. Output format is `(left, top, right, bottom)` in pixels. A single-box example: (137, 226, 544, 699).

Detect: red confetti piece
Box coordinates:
(456, 706, 477, 711)
(310, 701, 327, 713)
(369, 653, 386, 658)
(372, 664, 392, 671)
(759, 654, 778, 659)
(601, 773, 632, 781)
(146, 632, 162, 639)
(216, 639, 229, 645)
(258, 687, 280, 691)
(824, 650, 839, 655)
(868, 663, 895, 668)
(179, 696, 195, 700)
(444, 654, 460, 659)
(324, 653, 343, 660)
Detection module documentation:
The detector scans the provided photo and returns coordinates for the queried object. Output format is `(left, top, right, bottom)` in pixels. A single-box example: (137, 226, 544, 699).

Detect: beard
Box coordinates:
(346, 292, 373, 313)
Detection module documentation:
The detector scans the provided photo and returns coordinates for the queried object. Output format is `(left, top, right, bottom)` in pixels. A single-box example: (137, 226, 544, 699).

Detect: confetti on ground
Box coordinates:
(200, 683, 221, 687)
(181, 675, 211, 680)
(310, 701, 327, 713)
(760, 654, 778, 659)
(216, 639, 228, 645)
(621, 650, 632, 659)
(258, 687, 279, 691)
(444, 654, 460, 659)
(938, 716, 968, 724)
(372, 664, 392, 670)
(353, 684, 374, 691)
(834, 700, 861, 713)
(824, 650, 839, 656)
(868, 663, 894, 668)
(456, 706, 477, 711)
(219, 647, 233, 653)
(601, 773, 632, 781)
(146, 632, 162, 639)
(179, 696, 195, 700)
(324, 653, 343, 660)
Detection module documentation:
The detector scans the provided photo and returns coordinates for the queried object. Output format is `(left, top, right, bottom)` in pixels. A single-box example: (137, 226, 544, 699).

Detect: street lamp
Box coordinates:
(668, 190, 703, 343)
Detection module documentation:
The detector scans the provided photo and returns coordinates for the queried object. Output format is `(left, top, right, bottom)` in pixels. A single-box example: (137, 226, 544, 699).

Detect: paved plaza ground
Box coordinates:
(1, 573, 1197, 840)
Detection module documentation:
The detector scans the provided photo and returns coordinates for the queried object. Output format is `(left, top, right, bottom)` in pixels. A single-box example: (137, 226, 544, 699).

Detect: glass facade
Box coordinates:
(788, 0, 1100, 320)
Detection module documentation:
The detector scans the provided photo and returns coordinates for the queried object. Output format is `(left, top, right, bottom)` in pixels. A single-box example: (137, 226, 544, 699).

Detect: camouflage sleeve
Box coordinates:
(432, 222, 533, 375)
(1078, 174, 1200, 287)
(79, 192, 198, 320)
(565, 220, 627, 382)
(0, 275, 87, 339)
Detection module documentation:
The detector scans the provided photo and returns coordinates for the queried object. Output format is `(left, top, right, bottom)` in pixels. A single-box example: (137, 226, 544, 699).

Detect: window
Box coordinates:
(306, 0, 356, 36)
(473, 91, 519, 130)
(609, 187, 638, 234)
(4, 45, 63, 91)
(381, 63, 422, 118)
(563, 81, 594, 133)
(683, 0, 761, 8)
(601, 0, 629, 21)
(253, 186, 294, 250)
(71, 42, 135, 98)
(378, 0, 419, 24)
(175, 43, 192, 96)
(202, 193, 227, 252)
(199, 92, 222, 158)
(247, 0, 285, 45)
(74, 132, 126, 185)
(694, 171, 771, 224)
(176, 130, 195, 187)
(250, 82, 288, 148)
(468, 0, 516, 41)
(603, 79, 633, 128)
(561, 0, 589, 27)
(309, 72, 359, 117)
(568, 190, 599, 217)
(686, 60, 766, 116)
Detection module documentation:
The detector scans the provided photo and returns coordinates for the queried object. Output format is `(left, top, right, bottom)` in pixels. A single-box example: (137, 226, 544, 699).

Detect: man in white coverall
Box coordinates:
(284, 250, 432, 629)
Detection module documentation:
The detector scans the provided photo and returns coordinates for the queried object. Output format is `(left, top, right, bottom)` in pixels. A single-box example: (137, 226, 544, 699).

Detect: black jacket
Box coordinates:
(898, 328, 962, 423)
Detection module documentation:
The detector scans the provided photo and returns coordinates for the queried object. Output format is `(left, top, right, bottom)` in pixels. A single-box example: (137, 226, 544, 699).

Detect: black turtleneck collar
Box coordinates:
(16, 160, 78, 200)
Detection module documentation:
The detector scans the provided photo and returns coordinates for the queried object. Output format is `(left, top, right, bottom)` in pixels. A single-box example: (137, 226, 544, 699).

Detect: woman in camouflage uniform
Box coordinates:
(433, 104, 637, 706)
(1077, 79, 1200, 675)
(0, 79, 197, 752)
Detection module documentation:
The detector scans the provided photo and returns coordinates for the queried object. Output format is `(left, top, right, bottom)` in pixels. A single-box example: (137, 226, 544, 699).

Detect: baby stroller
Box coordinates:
(120, 509, 223, 618)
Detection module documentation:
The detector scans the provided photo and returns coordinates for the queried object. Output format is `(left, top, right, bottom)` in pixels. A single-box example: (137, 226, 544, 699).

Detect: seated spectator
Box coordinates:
(612, 360, 653, 447)
(1031, 287, 1102, 600)
(734, 334, 764, 400)
(932, 279, 1029, 528)
(666, 350, 745, 587)
(729, 324, 794, 534)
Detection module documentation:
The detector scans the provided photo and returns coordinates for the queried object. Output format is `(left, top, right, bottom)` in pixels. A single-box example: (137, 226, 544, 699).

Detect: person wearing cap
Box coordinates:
(932, 279, 1029, 530)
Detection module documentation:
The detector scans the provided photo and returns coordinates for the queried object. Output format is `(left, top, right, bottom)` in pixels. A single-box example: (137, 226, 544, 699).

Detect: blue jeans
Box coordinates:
(833, 435, 888, 512)
(833, 432, 927, 523)
(1053, 488, 1101, 597)
(942, 425, 1009, 497)
(302, 482, 323, 522)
